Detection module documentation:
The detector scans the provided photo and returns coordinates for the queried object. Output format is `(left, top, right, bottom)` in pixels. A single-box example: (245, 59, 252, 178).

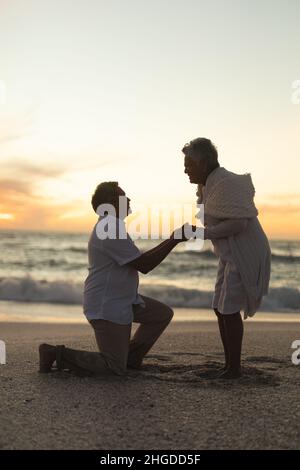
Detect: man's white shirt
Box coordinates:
(83, 216, 145, 324)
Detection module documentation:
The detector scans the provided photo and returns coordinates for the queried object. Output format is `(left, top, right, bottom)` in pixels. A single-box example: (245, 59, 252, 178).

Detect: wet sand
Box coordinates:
(1, 311, 300, 449)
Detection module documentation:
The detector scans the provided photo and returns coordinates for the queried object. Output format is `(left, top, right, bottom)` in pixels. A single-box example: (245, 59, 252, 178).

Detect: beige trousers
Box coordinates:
(57, 295, 173, 376)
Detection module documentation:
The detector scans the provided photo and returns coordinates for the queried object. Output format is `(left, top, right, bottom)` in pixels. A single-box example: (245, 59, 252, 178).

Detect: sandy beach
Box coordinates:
(1, 309, 300, 450)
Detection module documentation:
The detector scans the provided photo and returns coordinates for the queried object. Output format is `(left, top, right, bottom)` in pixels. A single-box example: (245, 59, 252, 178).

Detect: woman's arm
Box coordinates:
(204, 218, 248, 240)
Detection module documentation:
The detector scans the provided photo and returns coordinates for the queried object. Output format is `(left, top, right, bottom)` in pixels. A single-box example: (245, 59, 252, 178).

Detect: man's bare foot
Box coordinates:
(218, 368, 242, 379)
(39, 343, 56, 373)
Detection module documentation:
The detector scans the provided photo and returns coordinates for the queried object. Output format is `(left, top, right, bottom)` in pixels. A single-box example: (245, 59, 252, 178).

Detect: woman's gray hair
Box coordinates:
(182, 137, 219, 166)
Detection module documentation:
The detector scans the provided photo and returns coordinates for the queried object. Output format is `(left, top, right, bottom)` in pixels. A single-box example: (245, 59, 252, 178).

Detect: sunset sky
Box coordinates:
(0, 0, 299, 238)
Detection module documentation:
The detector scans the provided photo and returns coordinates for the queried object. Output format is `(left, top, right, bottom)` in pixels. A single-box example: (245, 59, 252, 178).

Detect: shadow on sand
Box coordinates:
(37, 352, 290, 388)
(128, 352, 285, 388)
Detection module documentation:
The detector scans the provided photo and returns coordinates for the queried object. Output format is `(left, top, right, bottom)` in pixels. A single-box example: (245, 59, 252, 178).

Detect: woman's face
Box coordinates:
(184, 155, 208, 185)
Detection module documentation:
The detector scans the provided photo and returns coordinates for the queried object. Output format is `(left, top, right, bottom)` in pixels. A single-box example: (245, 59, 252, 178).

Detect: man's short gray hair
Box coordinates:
(91, 181, 119, 213)
(182, 137, 219, 166)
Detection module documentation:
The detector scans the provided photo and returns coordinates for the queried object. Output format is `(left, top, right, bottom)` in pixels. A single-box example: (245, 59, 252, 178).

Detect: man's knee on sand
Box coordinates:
(164, 305, 174, 323)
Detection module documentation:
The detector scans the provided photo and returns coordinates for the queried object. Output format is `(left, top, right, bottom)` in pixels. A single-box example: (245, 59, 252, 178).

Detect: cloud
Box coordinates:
(0, 158, 67, 216)
(256, 195, 300, 234)
(0, 178, 32, 196)
(256, 201, 300, 239)
(0, 149, 131, 231)
(0, 156, 93, 231)
(258, 203, 300, 215)
(2, 158, 66, 179)
(0, 178, 91, 231)
(0, 157, 67, 226)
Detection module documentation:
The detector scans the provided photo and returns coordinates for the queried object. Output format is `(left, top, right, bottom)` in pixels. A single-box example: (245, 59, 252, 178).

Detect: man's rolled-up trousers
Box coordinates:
(56, 295, 173, 376)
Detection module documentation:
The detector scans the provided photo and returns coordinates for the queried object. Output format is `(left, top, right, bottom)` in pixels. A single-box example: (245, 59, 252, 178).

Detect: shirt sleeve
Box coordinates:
(101, 236, 141, 266)
(204, 218, 248, 240)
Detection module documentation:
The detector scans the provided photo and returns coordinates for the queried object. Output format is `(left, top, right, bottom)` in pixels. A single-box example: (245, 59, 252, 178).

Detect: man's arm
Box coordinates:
(204, 218, 248, 240)
(127, 238, 180, 274)
(127, 224, 194, 274)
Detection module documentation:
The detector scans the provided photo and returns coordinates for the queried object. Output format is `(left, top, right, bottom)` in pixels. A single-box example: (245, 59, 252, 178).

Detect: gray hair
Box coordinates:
(91, 181, 119, 213)
(182, 137, 219, 166)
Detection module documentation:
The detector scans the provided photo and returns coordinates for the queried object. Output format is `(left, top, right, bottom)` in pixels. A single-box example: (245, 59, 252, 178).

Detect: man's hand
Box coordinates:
(171, 223, 197, 242)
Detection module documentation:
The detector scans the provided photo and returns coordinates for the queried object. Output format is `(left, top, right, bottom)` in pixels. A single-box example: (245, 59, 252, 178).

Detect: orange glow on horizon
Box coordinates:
(0, 213, 14, 220)
(0, 195, 300, 240)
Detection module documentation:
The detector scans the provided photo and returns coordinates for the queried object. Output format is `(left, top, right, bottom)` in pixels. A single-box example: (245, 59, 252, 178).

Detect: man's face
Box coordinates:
(184, 155, 208, 185)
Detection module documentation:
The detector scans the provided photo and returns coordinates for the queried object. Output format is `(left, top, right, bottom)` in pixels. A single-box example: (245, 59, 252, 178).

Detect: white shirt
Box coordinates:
(83, 216, 145, 324)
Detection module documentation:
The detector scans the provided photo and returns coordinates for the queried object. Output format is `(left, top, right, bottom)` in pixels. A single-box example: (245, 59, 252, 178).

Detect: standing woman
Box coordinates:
(182, 138, 271, 379)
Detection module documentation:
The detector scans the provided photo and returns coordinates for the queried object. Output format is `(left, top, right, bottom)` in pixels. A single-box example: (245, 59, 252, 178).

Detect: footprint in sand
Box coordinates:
(246, 356, 287, 365)
(139, 355, 281, 387)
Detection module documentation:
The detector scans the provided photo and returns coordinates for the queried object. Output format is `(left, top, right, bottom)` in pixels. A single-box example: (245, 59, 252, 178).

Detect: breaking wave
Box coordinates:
(0, 276, 299, 312)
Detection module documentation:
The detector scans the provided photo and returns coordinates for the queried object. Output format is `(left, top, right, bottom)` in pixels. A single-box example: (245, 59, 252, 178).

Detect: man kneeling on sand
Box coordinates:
(39, 182, 192, 376)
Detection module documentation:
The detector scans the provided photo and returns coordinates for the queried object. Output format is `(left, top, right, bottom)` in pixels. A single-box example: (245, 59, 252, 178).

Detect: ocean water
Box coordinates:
(0, 230, 299, 320)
